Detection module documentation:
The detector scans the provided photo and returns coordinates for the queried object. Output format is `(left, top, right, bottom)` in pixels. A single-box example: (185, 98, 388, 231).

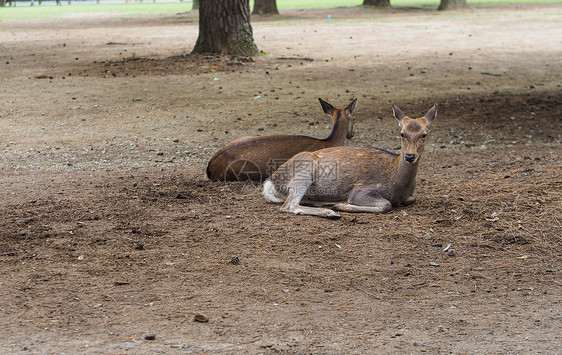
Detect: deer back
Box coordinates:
(206, 98, 358, 182)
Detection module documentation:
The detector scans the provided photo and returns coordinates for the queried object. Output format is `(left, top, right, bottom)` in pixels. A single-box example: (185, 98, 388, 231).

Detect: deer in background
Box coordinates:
(206, 98, 358, 182)
(263, 104, 438, 218)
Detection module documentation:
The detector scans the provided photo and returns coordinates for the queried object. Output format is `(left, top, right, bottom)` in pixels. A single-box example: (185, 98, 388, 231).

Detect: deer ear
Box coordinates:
(346, 98, 358, 115)
(392, 104, 406, 126)
(424, 104, 438, 125)
(319, 98, 335, 115)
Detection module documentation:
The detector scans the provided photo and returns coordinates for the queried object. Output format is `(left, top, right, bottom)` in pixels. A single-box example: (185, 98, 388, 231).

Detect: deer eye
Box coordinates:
(422, 133, 427, 139)
(400, 132, 405, 138)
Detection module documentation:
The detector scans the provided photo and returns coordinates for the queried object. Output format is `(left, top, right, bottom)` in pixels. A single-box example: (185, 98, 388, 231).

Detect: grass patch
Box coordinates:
(0, 0, 559, 21)
(0, 3, 193, 20)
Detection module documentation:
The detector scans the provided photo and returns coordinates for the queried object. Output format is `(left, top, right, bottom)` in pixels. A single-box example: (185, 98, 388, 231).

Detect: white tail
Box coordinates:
(264, 104, 438, 219)
(206, 98, 358, 182)
(263, 180, 284, 203)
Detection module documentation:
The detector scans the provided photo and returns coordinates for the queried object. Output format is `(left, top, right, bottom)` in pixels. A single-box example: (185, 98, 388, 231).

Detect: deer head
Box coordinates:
(319, 98, 358, 139)
(393, 104, 438, 164)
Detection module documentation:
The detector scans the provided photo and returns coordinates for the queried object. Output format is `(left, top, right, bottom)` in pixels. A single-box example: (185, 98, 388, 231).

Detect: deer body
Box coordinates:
(206, 98, 357, 182)
(263, 104, 438, 218)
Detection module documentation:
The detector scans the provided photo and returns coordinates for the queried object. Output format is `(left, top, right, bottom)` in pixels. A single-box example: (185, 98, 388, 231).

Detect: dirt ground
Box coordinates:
(1, 4, 561, 354)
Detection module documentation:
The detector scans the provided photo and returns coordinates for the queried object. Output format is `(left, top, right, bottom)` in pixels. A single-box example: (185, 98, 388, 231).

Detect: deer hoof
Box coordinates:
(323, 210, 341, 219)
(331, 203, 346, 211)
(404, 196, 416, 206)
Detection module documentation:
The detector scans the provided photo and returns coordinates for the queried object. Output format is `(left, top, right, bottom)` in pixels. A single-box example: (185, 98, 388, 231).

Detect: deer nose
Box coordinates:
(405, 154, 416, 163)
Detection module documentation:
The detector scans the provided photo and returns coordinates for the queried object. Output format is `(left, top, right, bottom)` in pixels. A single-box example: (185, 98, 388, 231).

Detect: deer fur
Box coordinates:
(263, 104, 438, 218)
(206, 98, 358, 182)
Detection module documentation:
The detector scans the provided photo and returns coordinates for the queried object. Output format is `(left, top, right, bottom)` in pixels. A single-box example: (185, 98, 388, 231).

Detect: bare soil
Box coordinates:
(1, 4, 561, 354)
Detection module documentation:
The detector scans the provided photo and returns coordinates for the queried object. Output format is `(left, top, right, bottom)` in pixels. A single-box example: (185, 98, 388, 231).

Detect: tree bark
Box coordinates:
(438, 0, 469, 10)
(0, 0, 6, 7)
(252, 0, 279, 15)
(192, 0, 259, 56)
(363, 0, 390, 7)
(192, 0, 199, 10)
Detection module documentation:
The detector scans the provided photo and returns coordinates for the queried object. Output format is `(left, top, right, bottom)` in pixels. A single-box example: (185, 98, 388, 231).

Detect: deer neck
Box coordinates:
(322, 111, 346, 147)
(391, 155, 420, 191)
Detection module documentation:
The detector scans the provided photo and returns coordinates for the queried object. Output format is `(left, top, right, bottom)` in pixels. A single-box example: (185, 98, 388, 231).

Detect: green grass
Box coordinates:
(276, 0, 560, 7)
(0, 3, 193, 20)
(275, 0, 363, 9)
(0, 0, 559, 21)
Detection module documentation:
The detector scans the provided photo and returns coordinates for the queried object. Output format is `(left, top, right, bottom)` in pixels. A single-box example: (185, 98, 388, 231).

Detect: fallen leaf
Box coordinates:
(194, 314, 209, 323)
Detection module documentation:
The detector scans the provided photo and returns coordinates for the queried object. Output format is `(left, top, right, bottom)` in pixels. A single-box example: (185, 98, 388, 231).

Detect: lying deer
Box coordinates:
(263, 104, 438, 218)
(206, 98, 358, 182)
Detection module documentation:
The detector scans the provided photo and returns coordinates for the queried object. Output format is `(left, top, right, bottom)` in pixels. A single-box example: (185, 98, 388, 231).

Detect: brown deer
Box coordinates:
(206, 98, 358, 182)
(263, 103, 438, 218)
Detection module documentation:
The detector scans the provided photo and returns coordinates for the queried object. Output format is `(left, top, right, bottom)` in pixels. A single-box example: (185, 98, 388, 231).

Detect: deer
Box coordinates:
(262, 103, 438, 219)
(206, 98, 358, 182)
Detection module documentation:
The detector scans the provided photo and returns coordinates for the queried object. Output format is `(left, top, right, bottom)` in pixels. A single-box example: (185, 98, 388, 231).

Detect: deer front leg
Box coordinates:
(283, 202, 341, 219)
(280, 168, 341, 219)
(332, 190, 392, 214)
(281, 188, 341, 219)
(332, 200, 392, 213)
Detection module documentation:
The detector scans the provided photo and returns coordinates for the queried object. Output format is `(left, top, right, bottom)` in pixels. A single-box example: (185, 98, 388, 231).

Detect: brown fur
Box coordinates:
(263, 104, 438, 218)
(206, 98, 358, 182)
(405, 119, 422, 133)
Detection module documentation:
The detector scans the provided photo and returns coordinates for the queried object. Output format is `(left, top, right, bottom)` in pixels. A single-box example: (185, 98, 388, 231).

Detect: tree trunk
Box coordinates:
(438, 0, 469, 10)
(192, 0, 259, 56)
(252, 0, 279, 15)
(0, 0, 6, 7)
(192, 0, 199, 10)
(363, 0, 390, 7)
